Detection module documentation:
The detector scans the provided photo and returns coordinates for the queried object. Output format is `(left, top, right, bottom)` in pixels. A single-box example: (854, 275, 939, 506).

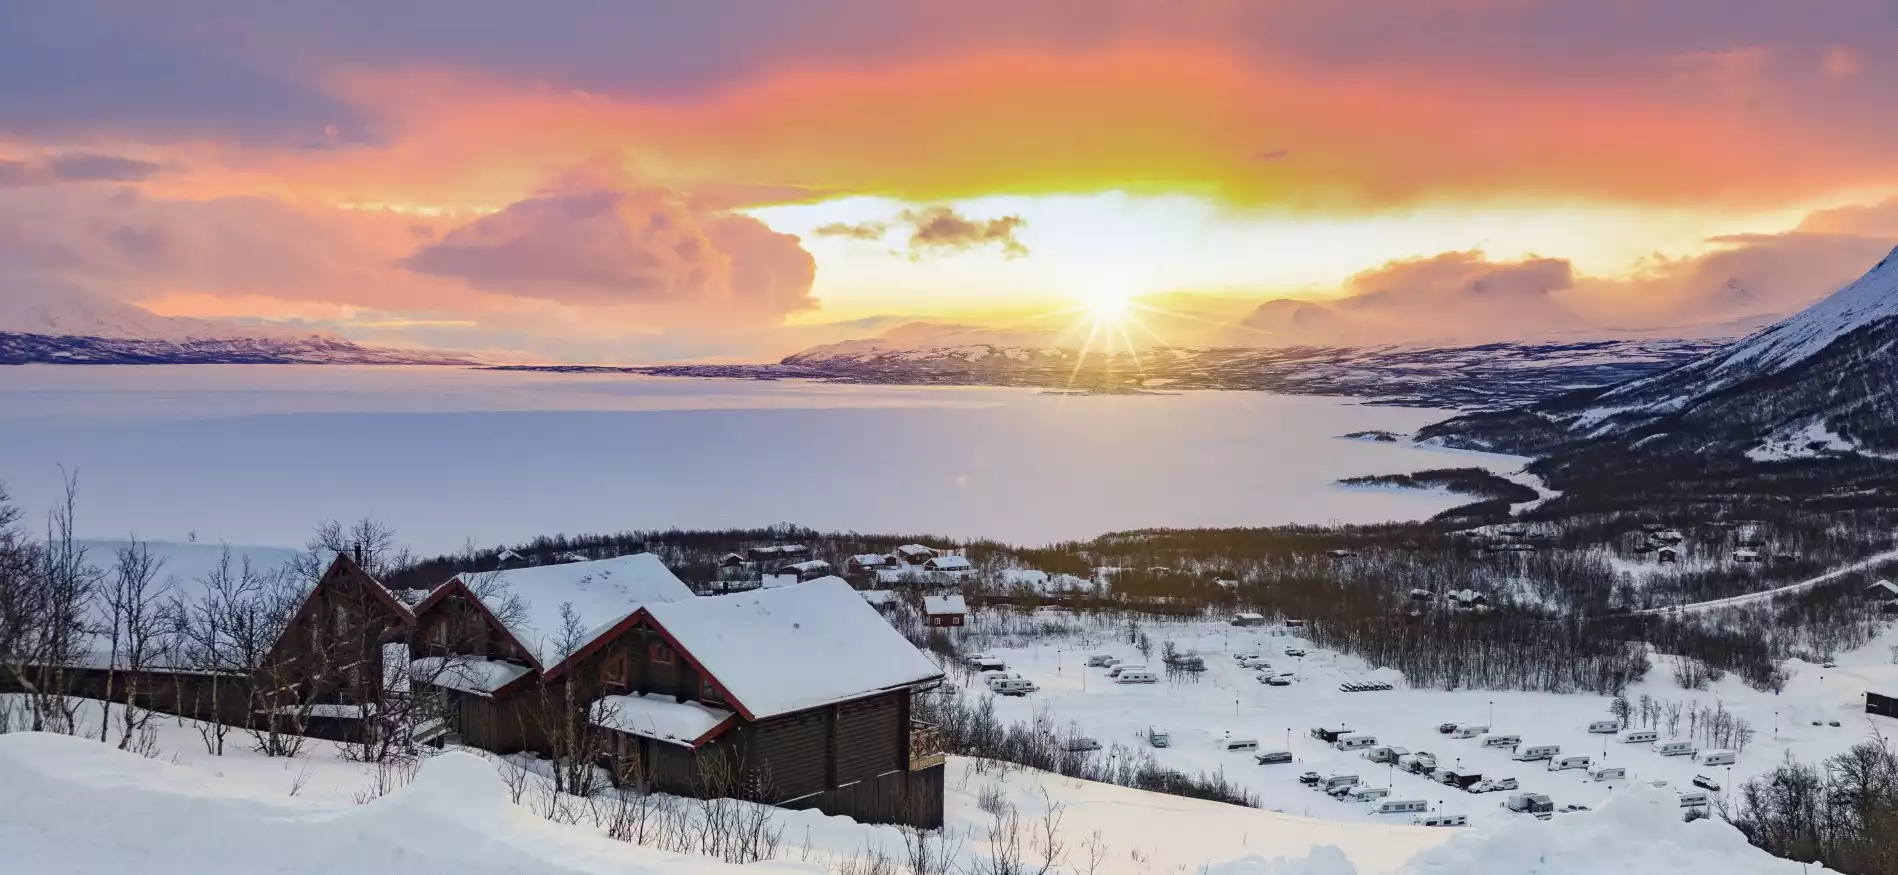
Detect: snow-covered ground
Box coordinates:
(963, 616, 1898, 832)
(1618, 547, 1898, 616)
(0, 703, 1826, 875)
(0, 366, 1524, 551)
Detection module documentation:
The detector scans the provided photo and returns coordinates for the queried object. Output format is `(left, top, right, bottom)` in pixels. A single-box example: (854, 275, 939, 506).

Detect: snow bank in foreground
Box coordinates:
(0, 731, 1826, 875)
(1204, 785, 1825, 875)
(0, 732, 812, 875)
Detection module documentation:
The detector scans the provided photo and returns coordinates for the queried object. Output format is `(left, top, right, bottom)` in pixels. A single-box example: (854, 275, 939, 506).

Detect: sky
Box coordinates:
(2, 1, 1897, 363)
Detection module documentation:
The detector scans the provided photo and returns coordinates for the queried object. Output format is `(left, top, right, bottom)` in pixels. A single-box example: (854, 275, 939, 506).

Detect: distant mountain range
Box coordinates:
(0, 285, 471, 365)
(505, 338, 1727, 408)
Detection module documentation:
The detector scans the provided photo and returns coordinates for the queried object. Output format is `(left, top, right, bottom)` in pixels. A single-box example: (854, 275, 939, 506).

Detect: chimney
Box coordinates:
(353, 542, 364, 566)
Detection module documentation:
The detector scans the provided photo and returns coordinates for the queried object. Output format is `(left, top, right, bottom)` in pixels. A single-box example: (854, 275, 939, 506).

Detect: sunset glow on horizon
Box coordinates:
(3, 2, 1896, 363)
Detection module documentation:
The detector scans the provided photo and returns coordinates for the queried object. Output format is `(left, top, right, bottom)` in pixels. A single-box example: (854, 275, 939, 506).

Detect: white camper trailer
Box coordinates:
(1450, 724, 1489, 739)
(1547, 755, 1591, 771)
(1512, 744, 1560, 761)
(1413, 812, 1468, 827)
(1377, 798, 1428, 815)
(1222, 737, 1260, 752)
(1677, 790, 1711, 808)
(1481, 734, 1523, 749)
(1586, 765, 1626, 782)
(1333, 733, 1378, 751)
(1618, 729, 1659, 744)
(1346, 786, 1391, 802)
(1654, 740, 1697, 757)
(1586, 720, 1620, 734)
(1694, 749, 1736, 766)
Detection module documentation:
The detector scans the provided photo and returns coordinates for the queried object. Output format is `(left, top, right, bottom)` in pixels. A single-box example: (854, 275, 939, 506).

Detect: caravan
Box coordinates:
(1377, 799, 1429, 815)
(1450, 724, 1489, 739)
(1654, 740, 1697, 757)
(1547, 755, 1591, 772)
(1222, 737, 1260, 752)
(1618, 729, 1658, 744)
(1677, 790, 1711, 809)
(1511, 744, 1560, 761)
(1345, 786, 1391, 802)
(1333, 733, 1378, 751)
(1481, 734, 1523, 749)
(1413, 812, 1468, 827)
(1586, 720, 1620, 734)
(1694, 749, 1737, 766)
(1586, 765, 1626, 782)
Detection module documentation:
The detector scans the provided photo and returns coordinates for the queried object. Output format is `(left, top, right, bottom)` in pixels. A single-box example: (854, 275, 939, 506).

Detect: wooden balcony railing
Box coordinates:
(909, 720, 946, 771)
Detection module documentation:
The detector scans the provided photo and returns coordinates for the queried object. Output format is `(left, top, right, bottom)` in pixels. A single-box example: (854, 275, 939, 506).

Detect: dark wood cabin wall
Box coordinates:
(834, 692, 904, 784)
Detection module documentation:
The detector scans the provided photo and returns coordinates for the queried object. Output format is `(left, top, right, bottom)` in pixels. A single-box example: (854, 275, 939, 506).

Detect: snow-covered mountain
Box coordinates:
(0, 284, 474, 365)
(1423, 246, 1898, 463)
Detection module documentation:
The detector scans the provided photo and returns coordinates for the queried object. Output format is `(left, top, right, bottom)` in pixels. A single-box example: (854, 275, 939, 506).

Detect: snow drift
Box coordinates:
(0, 732, 810, 875)
(0, 732, 1830, 875)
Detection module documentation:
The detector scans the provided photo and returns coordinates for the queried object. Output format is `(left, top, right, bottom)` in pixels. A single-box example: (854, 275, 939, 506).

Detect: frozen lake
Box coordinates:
(0, 366, 1523, 552)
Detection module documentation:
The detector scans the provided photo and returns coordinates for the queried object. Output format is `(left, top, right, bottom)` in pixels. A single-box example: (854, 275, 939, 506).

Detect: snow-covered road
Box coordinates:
(1615, 546, 1898, 617)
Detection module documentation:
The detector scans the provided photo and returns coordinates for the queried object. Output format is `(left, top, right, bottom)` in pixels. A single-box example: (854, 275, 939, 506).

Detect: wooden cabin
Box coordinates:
(775, 559, 834, 582)
(259, 552, 417, 737)
(923, 594, 968, 628)
(561, 578, 947, 828)
(921, 555, 973, 576)
(405, 553, 696, 754)
(847, 553, 895, 574)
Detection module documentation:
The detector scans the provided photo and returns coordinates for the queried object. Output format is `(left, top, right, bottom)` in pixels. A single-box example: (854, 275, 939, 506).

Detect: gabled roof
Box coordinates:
(430, 553, 694, 671)
(894, 544, 937, 557)
(1867, 580, 1898, 597)
(923, 594, 967, 615)
(925, 555, 972, 571)
(640, 577, 945, 721)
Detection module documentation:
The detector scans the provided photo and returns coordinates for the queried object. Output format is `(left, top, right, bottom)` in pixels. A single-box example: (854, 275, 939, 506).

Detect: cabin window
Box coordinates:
(602, 651, 628, 688)
(699, 678, 724, 704)
(429, 619, 448, 646)
(332, 603, 351, 637)
(650, 642, 675, 666)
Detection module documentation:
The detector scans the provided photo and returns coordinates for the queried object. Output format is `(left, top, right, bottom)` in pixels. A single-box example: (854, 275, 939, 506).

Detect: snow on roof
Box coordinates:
(860, 589, 898, 605)
(643, 577, 945, 719)
(1234, 612, 1265, 620)
(895, 544, 936, 557)
(924, 594, 968, 615)
(456, 553, 694, 669)
(1000, 568, 1048, 585)
(1868, 580, 1898, 596)
(850, 553, 893, 566)
(410, 656, 532, 697)
(591, 694, 734, 747)
(925, 555, 973, 571)
(779, 559, 831, 573)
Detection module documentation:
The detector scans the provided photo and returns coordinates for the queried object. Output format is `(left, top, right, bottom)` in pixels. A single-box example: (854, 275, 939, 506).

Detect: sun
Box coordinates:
(1084, 288, 1132, 324)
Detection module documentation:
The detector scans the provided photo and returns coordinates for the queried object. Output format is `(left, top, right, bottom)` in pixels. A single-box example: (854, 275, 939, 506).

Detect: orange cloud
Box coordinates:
(228, 48, 1893, 213)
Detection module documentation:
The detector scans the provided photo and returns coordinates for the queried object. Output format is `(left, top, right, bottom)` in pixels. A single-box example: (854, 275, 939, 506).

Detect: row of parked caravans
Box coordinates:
(1451, 722, 1737, 765)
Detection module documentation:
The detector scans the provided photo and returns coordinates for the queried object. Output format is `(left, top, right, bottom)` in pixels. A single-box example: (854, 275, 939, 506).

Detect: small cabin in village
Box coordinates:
(1866, 580, 1898, 611)
(860, 589, 899, 612)
(923, 594, 968, 628)
(922, 555, 973, 576)
(1732, 548, 1762, 564)
(847, 553, 896, 573)
(1657, 546, 1681, 564)
(775, 559, 834, 582)
(496, 549, 528, 567)
(718, 552, 748, 569)
(894, 544, 938, 565)
(1230, 612, 1266, 627)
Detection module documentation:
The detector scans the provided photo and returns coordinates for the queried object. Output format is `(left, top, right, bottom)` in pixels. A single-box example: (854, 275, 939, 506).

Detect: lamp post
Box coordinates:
(1488, 700, 1494, 727)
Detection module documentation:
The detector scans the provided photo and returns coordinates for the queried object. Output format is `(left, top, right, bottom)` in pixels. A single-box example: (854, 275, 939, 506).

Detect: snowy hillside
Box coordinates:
(0, 726, 1826, 875)
(0, 286, 474, 365)
(1423, 246, 1898, 464)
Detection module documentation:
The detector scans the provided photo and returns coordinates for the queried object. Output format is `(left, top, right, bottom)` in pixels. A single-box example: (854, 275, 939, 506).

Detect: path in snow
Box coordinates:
(1614, 546, 1898, 617)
